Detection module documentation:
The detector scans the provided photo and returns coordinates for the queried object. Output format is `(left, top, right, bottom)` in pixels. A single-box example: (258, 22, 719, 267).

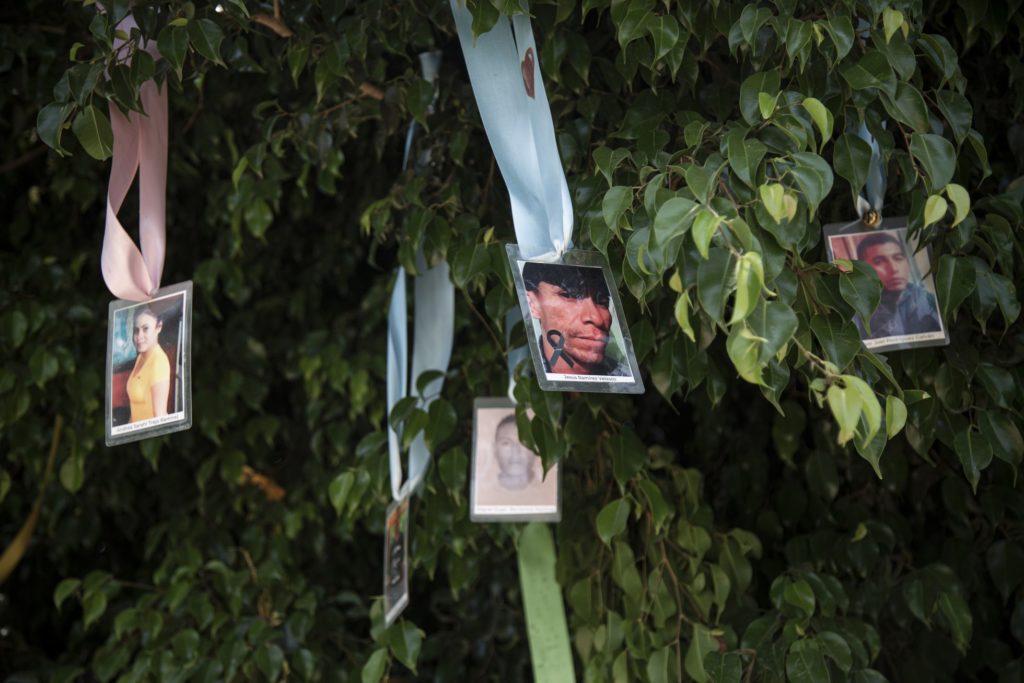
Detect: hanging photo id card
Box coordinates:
(470, 398, 560, 523)
(507, 245, 644, 394)
(383, 495, 411, 626)
(823, 219, 949, 353)
(105, 281, 193, 447)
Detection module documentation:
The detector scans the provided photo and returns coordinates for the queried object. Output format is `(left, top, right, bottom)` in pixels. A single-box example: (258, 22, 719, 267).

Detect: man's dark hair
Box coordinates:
(521, 262, 610, 305)
(856, 231, 905, 261)
(495, 414, 518, 439)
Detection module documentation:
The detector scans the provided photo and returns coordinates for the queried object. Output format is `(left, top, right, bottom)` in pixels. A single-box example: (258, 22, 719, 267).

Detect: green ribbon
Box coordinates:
(518, 522, 576, 683)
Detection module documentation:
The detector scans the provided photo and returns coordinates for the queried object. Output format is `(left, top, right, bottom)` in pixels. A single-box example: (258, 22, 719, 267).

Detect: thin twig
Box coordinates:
(0, 146, 46, 174)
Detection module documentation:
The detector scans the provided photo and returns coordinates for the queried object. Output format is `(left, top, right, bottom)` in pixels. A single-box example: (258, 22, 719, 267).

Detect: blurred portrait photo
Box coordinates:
(507, 247, 643, 393)
(471, 399, 559, 522)
(383, 496, 410, 626)
(826, 225, 947, 351)
(105, 282, 192, 445)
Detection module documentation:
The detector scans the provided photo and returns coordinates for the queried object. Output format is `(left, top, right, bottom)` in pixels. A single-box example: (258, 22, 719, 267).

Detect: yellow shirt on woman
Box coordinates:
(127, 345, 170, 422)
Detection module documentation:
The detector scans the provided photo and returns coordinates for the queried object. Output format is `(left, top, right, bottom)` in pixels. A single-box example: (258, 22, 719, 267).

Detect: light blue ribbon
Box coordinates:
(856, 122, 887, 218)
(386, 51, 455, 501)
(449, 0, 573, 260)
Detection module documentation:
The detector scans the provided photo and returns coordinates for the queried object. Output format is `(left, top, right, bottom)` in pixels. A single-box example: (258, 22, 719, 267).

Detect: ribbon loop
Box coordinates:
(385, 52, 454, 502)
(855, 121, 886, 224)
(101, 12, 169, 302)
(450, 2, 572, 260)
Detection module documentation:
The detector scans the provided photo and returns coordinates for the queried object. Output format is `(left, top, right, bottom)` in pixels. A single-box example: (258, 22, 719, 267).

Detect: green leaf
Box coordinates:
(881, 82, 930, 133)
(980, 411, 1023, 482)
(727, 325, 765, 386)
(840, 260, 883, 336)
(425, 399, 457, 452)
(822, 16, 854, 60)
(954, 428, 993, 493)
(739, 71, 781, 126)
(596, 498, 629, 546)
(288, 42, 310, 85)
(840, 50, 896, 97)
(729, 252, 763, 325)
(786, 639, 829, 683)
(59, 453, 85, 493)
(827, 383, 861, 446)
(36, 102, 75, 155)
(944, 183, 970, 226)
(789, 152, 833, 217)
(882, 8, 904, 43)
(758, 91, 779, 120)
(593, 146, 631, 186)
(71, 105, 113, 160)
(602, 186, 632, 231)
(188, 18, 225, 65)
(986, 541, 1024, 601)
(843, 374, 882, 445)
(697, 248, 736, 323)
(674, 291, 696, 342)
(610, 429, 646, 485)
(328, 471, 354, 516)
(818, 631, 853, 673)
(801, 97, 833, 150)
(255, 643, 284, 681)
(647, 15, 680, 61)
(157, 25, 189, 79)
(361, 648, 388, 683)
(389, 621, 423, 673)
(692, 208, 721, 259)
(910, 133, 957, 191)
(646, 646, 670, 683)
(759, 183, 786, 223)
(54, 578, 81, 610)
(809, 316, 860, 371)
(936, 90, 973, 144)
(833, 132, 873, 195)
(703, 652, 743, 683)
(726, 128, 767, 187)
(172, 629, 201, 663)
(653, 197, 697, 245)
(936, 590, 973, 654)
(748, 300, 798, 363)
(684, 624, 719, 683)
(684, 162, 720, 205)
(82, 590, 108, 629)
(934, 254, 975, 320)
(924, 194, 948, 227)
(783, 579, 816, 617)
(885, 395, 907, 438)
(30, 348, 59, 387)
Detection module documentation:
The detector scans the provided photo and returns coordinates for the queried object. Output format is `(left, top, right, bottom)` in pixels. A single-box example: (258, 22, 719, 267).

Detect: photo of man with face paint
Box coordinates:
(471, 400, 559, 522)
(825, 225, 947, 352)
(522, 262, 629, 377)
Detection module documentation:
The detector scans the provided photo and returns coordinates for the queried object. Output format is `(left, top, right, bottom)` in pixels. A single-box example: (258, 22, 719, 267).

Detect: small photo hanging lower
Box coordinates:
(105, 281, 193, 446)
(507, 245, 644, 394)
(383, 495, 410, 627)
(823, 218, 949, 353)
(470, 398, 560, 523)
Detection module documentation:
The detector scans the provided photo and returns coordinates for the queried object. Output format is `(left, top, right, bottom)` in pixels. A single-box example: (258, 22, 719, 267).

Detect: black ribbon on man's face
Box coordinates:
(545, 330, 574, 369)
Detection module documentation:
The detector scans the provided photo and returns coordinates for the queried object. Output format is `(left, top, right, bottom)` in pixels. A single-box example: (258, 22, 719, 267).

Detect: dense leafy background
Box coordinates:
(2, 0, 1024, 681)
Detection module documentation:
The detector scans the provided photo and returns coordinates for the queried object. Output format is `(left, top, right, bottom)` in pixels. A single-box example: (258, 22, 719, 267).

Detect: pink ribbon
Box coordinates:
(101, 13, 169, 302)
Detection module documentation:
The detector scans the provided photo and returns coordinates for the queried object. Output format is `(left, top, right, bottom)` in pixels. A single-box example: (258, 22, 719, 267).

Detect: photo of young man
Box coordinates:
(825, 225, 948, 352)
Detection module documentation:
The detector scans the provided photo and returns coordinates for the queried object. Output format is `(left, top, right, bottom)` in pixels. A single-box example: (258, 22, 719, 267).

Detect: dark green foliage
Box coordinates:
(2, 0, 1024, 681)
